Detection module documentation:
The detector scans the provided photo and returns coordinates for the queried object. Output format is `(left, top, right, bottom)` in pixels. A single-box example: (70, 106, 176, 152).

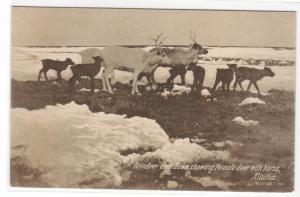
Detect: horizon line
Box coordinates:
(12, 44, 295, 49)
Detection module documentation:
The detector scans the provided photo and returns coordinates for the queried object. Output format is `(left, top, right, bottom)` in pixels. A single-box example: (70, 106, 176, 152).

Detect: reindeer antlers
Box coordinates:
(189, 30, 196, 43)
(150, 33, 167, 49)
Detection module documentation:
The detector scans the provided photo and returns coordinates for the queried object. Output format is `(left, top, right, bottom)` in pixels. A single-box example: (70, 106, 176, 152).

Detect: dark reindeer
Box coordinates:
(233, 66, 275, 96)
(213, 64, 237, 95)
(187, 62, 205, 93)
(69, 56, 103, 93)
(38, 58, 75, 81)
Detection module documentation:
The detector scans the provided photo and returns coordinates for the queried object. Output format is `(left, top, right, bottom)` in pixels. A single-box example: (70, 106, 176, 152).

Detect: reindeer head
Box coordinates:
(190, 31, 208, 55)
(147, 50, 171, 67)
(65, 58, 75, 65)
(264, 67, 275, 77)
(92, 56, 103, 64)
(227, 64, 237, 71)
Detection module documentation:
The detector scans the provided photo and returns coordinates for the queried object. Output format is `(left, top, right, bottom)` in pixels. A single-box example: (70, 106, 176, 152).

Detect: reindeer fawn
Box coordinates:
(187, 62, 205, 93)
(69, 56, 103, 93)
(38, 58, 75, 81)
(233, 66, 275, 96)
(212, 64, 237, 95)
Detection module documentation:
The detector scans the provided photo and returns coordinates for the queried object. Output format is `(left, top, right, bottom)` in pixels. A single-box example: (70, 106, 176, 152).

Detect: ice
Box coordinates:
(238, 97, 266, 106)
(232, 116, 259, 126)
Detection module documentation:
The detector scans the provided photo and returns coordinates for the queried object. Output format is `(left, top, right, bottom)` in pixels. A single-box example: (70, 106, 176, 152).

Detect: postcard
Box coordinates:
(10, 6, 296, 192)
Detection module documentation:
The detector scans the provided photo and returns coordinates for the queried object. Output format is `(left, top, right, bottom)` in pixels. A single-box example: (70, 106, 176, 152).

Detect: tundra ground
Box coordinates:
(11, 79, 294, 191)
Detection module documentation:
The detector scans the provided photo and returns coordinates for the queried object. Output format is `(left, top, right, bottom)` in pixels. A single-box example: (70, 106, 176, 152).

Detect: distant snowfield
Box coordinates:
(11, 46, 296, 92)
(11, 102, 229, 188)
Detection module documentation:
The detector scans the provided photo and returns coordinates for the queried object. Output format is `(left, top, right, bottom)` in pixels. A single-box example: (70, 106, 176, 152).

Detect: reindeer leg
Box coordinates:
(180, 70, 186, 85)
(90, 76, 95, 94)
(43, 69, 49, 81)
(221, 82, 226, 95)
(104, 69, 114, 94)
(253, 81, 261, 97)
(38, 69, 43, 81)
(57, 71, 62, 82)
(213, 78, 220, 91)
(226, 82, 230, 96)
(247, 81, 253, 92)
(238, 80, 244, 91)
(132, 71, 141, 95)
(101, 70, 108, 92)
(110, 70, 116, 85)
(233, 78, 238, 91)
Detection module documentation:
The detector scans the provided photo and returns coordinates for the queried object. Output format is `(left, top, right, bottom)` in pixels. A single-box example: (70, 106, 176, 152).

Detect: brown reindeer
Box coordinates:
(38, 58, 75, 81)
(69, 56, 103, 93)
(213, 64, 237, 95)
(233, 66, 275, 96)
(187, 62, 205, 93)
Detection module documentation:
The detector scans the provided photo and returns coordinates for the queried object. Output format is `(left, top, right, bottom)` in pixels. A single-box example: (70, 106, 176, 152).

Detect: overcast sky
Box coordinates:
(12, 7, 296, 47)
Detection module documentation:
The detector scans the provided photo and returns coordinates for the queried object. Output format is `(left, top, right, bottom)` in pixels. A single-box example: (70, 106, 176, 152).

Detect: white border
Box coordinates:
(1, 0, 300, 197)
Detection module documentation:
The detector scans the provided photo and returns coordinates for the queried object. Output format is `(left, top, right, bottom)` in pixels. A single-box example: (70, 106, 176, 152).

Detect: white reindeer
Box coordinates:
(80, 45, 171, 95)
(151, 32, 208, 86)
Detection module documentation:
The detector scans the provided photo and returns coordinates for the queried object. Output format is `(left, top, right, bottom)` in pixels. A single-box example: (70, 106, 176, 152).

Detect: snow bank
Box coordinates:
(11, 102, 169, 187)
(232, 116, 259, 126)
(238, 97, 266, 106)
(142, 138, 230, 164)
(11, 103, 232, 188)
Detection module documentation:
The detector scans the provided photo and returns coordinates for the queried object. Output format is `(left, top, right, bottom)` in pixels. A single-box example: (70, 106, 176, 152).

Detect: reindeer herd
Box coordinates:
(37, 33, 275, 97)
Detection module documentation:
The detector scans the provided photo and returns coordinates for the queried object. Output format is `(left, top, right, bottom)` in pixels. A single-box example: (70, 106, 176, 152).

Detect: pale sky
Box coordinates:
(12, 7, 296, 47)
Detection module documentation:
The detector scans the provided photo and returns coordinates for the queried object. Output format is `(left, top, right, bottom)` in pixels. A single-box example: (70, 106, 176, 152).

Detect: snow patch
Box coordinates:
(171, 84, 191, 95)
(213, 142, 226, 148)
(161, 89, 171, 99)
(238, 97, 266, 106)
(232, 116, 259, 126)
(142, 138, 230, 164)
(185, 171, 234, 190)
(78, 88, 100, 92)
(250, 90, 271, 96)
(201, 89, 211, 97)
(11, 102, 169, 188)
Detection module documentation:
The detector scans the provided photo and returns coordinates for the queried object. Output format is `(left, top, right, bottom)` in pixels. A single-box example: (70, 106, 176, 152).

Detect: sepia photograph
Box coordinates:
(10, 5, 296, 192)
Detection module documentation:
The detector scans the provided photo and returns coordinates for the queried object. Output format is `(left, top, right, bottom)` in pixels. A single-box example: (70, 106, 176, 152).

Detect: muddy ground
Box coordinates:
(11, 79, 295, 191)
